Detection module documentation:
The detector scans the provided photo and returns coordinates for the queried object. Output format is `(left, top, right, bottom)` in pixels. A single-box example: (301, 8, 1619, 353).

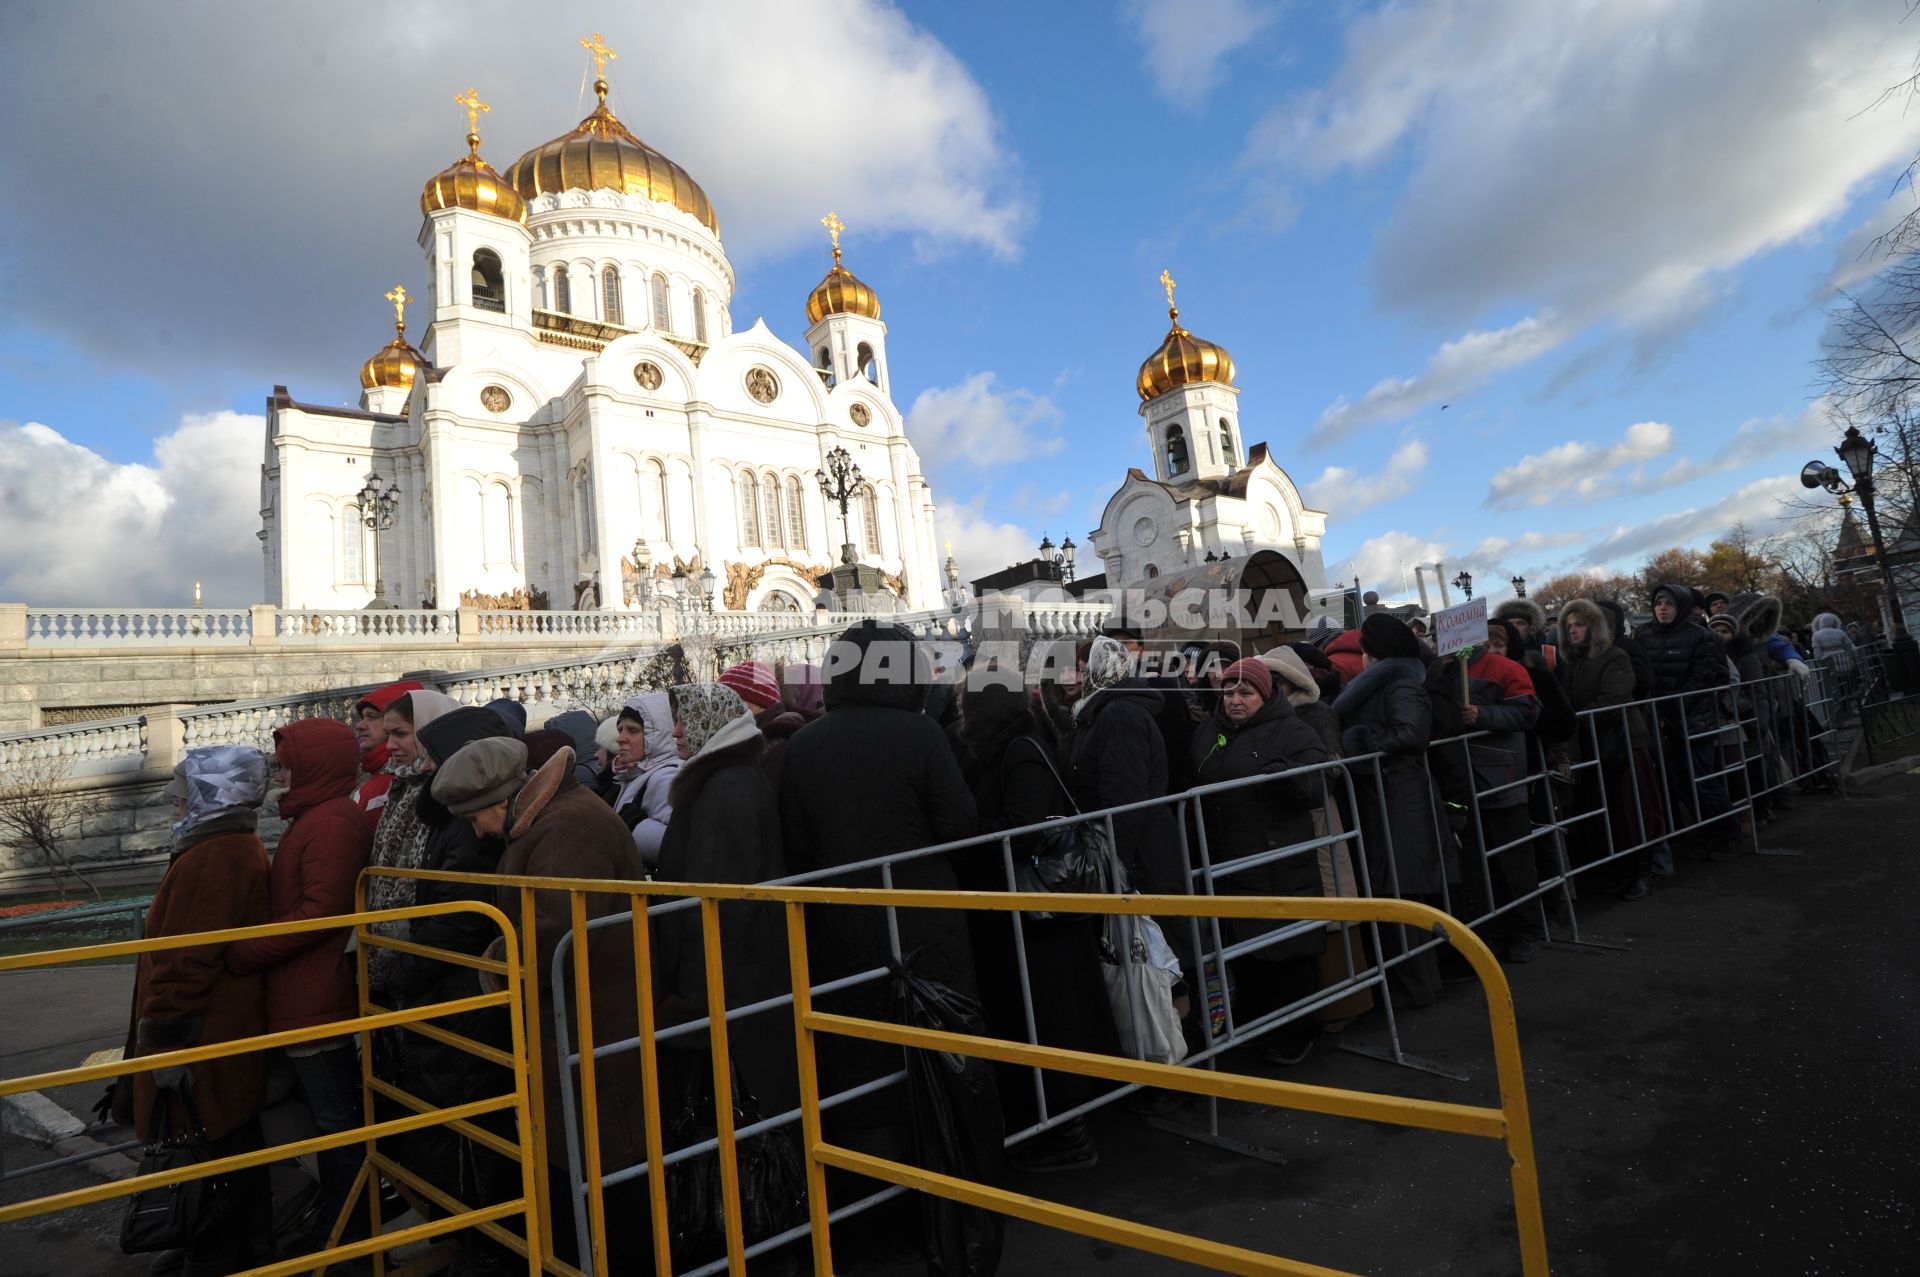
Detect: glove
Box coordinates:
(1788, 659, 1810, 679)
(150, 1064, 195, 1094)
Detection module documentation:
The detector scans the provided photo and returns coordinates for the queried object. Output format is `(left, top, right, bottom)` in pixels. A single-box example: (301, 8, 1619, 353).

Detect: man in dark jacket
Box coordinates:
(1104, 624, 1201, 791)
(1635, 583, 1739, 855)
(1598, 599, 1676, 877)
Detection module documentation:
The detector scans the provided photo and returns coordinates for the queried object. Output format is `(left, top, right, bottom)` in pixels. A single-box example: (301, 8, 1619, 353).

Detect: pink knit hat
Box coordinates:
(718, 660, 782, 710)
(1218, 657, 1273, 700)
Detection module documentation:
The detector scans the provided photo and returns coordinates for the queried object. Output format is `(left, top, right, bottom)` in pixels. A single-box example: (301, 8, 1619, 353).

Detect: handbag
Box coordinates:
(1101, 912, 1188, 1066)
(664, 1062, 806, 1253)
(1006, 738, 1125, 918)
(119, 1089, 233, 1254)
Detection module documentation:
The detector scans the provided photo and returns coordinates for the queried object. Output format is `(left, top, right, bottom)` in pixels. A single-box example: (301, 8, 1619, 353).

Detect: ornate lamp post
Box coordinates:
(1452, 570, 1474, 601)
(628, 538, 652, 607)
(944, 542, 967, 612)
(1038, 533, 1076, 583)
(1801, 426, 1919, 686)
(1510, 575, 1527, 598)
(815, 446, 864, 567)
(357, 471, 401, 610)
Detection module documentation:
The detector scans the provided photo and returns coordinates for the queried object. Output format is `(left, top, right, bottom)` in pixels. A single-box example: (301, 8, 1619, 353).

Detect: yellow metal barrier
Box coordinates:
(376, 866, 1550, 1277)
(0, 902, 542, 1277)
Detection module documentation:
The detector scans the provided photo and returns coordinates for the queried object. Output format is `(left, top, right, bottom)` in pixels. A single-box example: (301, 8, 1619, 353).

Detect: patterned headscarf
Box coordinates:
(364, 755, 433, 990)
(1073, 635, 1135, 719)
(670, 683, 760, 763)
(169, 745, 268, 843)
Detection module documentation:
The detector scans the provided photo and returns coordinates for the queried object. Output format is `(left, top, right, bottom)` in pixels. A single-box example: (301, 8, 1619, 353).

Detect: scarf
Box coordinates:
(1072, 635, 1134, 720)
(364, 755, 432, 990)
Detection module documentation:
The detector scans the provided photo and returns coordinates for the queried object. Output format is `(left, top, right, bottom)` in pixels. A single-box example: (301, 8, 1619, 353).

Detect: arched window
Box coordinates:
(860, 485, 882, 556)
(762, 473, 783, 548)
(643, 459, 670, 540)
(856, 342, 877, 383)
(651, 272, 671, 331)
(1219, 419, 1237, 468)
(471, 249, 505, 312)
(553, 266, 571, 315)
(785, 476, 806, 549)
(1144, 563, 1160, 578)
(815, 346, 835, 388)
(692, 287, 708, 342)
(482, 481, 513, 566)
(738, 470, 760, 547)
(602, 267, 624, 326)
(1164, 423, 1189, 475)
(339, 505, 362, 584)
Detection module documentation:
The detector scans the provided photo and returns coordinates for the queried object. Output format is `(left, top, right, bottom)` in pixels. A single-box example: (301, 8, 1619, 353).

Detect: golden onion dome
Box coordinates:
(502, 77, 719, 235)
(806, 255, 882, 324)
(422, 92, 527, 224)
(1138, 269, 1235, 401)
(360, 285, 423, 390)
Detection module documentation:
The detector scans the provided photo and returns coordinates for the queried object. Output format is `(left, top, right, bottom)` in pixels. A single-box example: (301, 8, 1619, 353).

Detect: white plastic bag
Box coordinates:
(1102, 913, 1188, 1066)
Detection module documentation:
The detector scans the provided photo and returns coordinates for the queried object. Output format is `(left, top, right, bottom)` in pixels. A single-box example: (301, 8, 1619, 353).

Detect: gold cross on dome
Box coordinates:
(581, 32, 618, 79)
(385, 284, 410, 333)
(454, 87, 489, 136)
(822, 210, 846, 260)
(1160, 269, 1177, 309)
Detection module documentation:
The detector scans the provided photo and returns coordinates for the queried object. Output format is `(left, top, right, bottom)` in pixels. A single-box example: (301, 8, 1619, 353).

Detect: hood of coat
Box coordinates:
(273, 718, 360, 821)
(506, 745, 574, 840)
(1558, 599, 1614, 658)
(172, 745, 269, 844)
(822, 621, 932, 714)
(619, 691, 679, 772)
(1494, 597, 1548, 635)
(1812, 611, 1844, 632)
(1258, 646, 1320, 704)
(1731, 592, 1782, 645)
(484, 697, 528, 737)
(545, 710, 600, 760)
(1596, 599, 1631, 644)
(417, 706, 514, 767)
(1646, 582, 1699, 630)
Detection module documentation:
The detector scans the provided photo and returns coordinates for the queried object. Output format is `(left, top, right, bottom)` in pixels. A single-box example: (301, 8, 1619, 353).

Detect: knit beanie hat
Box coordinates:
(430, 737, 529, 816)
(594, 715, 620, 753)
(1218, 657, 1274, 700)
(718, 659, 782, 710)
(1259, 647, 1319, 704)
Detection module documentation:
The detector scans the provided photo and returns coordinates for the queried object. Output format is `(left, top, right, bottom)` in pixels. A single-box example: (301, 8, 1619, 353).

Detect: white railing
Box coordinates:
(278, 609, 456, 643)
(0, 715, 148, 776)
(441, 648, 677, 713)
(471, 609, 664, 641)
(704, 611, 817, 637)
(178, 682, 393, 752)
(25, 608, 252, 647)
(1024, 600, 1114, 638)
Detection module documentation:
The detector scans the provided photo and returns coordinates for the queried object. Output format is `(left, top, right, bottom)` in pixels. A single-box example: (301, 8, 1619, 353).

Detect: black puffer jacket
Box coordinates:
(1333, 656, 1446, 895)
(1635, 583, 1728, 727)
(1069, 681, 1180, 892)
(1189, 695, 1331, 957)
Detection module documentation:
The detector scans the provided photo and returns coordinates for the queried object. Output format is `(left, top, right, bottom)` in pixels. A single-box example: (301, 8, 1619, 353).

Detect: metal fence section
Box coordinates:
(0, 902, 540, 1277)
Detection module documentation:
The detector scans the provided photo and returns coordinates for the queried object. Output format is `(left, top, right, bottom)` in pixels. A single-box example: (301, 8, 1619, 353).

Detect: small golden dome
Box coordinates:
(805, 210, 881, 323)
(360, 330, 423, 391)
(1137, 269, 1235, 401)
(421, 145, 528, 224)
(502, 79, 719, 235)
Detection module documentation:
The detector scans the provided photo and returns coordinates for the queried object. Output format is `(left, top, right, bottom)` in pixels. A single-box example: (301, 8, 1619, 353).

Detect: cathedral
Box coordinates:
(260, 38, 945, 616)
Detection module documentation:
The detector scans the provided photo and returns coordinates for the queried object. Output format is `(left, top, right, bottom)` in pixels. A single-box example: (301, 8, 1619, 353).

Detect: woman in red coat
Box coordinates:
(227, 717, 373, 1247)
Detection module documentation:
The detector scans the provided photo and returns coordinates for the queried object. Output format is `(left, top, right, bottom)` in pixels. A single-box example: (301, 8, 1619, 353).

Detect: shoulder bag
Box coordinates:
(119, 1089, 234, 1254)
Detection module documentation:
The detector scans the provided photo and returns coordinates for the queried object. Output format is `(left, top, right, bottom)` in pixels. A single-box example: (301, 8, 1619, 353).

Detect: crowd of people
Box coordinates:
(113, 587, 1849, 1274)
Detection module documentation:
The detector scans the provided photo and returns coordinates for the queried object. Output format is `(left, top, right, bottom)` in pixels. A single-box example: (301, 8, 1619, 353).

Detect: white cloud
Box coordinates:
(1261, 1, 1920, 433)
(1471, 530, 1588, 562)
(1582, 475, 1803, 567)
(1311, 314, 1569, 445)
(937, 494, 1042, 586)
(0, 413, 262, 606)
(1326, 530, 1446, 601)
(1485, 421, 1674, 510)
(906, 372, 1066, 470)
(0, 1, 1028, 389)
(1125, 0, 1277, 108)
(1305, 436, 1429, 514)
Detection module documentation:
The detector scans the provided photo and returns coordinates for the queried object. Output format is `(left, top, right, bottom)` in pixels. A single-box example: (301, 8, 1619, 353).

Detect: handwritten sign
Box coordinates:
(1432, 597, 1488, 658)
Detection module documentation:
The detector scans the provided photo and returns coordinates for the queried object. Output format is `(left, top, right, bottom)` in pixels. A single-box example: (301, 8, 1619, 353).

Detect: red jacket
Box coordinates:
(228, 718, 372, 1032)
(350, 680, 423, 833)
(1326, 628, 1366, 685)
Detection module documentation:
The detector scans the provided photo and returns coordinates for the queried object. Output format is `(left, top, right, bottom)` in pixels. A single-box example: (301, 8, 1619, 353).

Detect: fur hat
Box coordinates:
(594, 715, 619, 754)
(1359, 613, 1423, 662)
(430, 736, 528, 816)
(1493, 597, 1547, 633)
(1730, 592, 1782, 644)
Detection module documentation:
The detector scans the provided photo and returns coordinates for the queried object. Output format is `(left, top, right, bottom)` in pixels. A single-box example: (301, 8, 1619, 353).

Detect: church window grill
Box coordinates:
(856, 342, 877, 383)
(738, 470, 760, 547)
(860, 484, 882, 556)
(762, 473, 784, 548)
(785, 476, 806, 549)
(602, 268, 624, 326)
(1165, 424, 1190, 476)
(471, 249, 506, 312)
(554, 266, 572, 314)
(651, 272, 671, 331)
(693, 288, 708, 343)
(1220, 419, 1237, 468)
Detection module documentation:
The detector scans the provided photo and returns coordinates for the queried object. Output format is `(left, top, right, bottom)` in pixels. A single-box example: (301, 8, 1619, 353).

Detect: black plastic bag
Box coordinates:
(889, 958, 1004, 1277)
(1013, 820, 1123, 919)
(664, 1061, 807, 1255)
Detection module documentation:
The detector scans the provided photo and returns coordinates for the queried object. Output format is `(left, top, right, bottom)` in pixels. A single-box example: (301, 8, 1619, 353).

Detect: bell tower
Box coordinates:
(1137, 270, 1241, 483)
(802, 211, 890, 395)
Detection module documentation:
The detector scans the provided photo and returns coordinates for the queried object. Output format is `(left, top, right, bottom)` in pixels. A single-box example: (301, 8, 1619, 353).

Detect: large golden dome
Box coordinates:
(1138, 270, 1235, 401)
(502, 78, 719, 235)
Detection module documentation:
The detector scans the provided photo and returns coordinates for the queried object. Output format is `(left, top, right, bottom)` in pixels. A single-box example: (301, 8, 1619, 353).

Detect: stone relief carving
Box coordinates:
(849, 402, 871, 427)
(480, 384, 512, 413)
(721, 556, 832, 611)
(634, 361, 664, 391)
(459, 586, 550, 611)
(744, 366, 779, 405)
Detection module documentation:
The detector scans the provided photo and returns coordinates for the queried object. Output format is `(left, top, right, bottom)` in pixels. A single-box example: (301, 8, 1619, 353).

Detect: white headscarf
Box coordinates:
(170, 745, 269, 842)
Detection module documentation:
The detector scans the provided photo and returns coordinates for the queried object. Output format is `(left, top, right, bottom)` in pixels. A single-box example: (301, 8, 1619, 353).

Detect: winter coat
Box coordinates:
(951, 693, 1068, 884)
(130, 824, 271, 1142)
(1458, 650, 1540, 810)
(1558, 600, 1649, 764)
(777, 632, 979, 1124)
(611, 692, 678, 866)
(1597, 601, 1655, 700)
(226, 719, 371, 1032)
(1636, 583, 1730, 727)
(1325, 628, 1366, 685)
(753, 701, 812, 792)
(1812, 612, 1857, 670)
(654, 735, 796, 1121)
(545, 709, 605, 788)
(1069, 683, 1181, 891)
(1190, 695, 1331, 957)
(1292, 700, 1344, 758)
(1333, 657, 1446, 895)
(495, 751, 652, 1170)
(351, 679, 425, 833)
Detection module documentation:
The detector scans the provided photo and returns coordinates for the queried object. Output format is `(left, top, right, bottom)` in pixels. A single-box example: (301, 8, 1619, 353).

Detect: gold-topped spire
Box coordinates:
(454, 87, 490, 157)
(822, 210, 846, 264)
(1160, 268, 1178, 320)
(1137, 268, 1234, 401)
(581, 31, 618, 103)
(384, 284, 411, 337)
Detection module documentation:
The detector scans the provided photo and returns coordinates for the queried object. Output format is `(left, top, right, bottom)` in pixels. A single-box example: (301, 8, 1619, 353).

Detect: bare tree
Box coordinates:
(0, 751, 100, 900)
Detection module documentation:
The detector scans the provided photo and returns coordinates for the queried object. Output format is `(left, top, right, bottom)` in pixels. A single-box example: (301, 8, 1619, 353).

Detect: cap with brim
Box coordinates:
(430, 737, 529, 817)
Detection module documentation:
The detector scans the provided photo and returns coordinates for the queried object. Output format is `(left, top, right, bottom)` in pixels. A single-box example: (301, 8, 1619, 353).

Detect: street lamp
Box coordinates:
(629, 539, 652, 607)
(356, 471, 401, 610)
(1510, 576, 1527, 598)
(815, 446, 864, 566)
(943, 542, 966, 612)
(698, 563, 717, 613)
(1037, 533, 1077, 583)
(1452, 570, 1474, 601)
(1801, 426, 1917, 684)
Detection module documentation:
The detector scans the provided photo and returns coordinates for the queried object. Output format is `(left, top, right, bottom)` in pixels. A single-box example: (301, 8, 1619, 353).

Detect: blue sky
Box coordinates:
(2, 0, 1915, 606)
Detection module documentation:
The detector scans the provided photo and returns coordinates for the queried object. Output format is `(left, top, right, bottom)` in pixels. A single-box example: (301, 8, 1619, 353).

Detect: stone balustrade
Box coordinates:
(277, 609, 456, 643)
(0, 714, 148, 777)
(23, 607, 254, 648)
(4, 603, 682, 652)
